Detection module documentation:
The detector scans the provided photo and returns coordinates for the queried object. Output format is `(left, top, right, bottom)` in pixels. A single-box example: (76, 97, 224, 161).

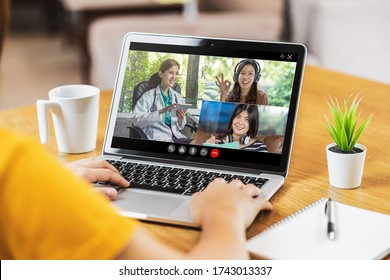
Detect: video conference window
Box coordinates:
(113, 50, 297, 155)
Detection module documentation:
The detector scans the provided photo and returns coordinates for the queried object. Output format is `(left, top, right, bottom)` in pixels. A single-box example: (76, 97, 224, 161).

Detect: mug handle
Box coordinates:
(36, 100, 60, 144)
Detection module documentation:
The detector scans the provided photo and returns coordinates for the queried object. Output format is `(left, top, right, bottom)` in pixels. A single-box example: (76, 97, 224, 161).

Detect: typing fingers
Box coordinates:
(241, 183, 261, 197)
(88, 168, 130, 187)
(232, 180, 273, 212)
(228, 180, 260, 196)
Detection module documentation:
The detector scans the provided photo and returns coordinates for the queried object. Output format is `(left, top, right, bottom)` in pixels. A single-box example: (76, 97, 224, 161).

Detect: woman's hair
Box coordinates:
(225, 104, 259, 138)
(148, 58, 180, 88)
(227, 60, 259, 104)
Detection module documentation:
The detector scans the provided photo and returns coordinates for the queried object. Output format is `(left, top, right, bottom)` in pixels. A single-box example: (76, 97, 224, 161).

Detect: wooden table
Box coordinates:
(1, 65, 389, 256)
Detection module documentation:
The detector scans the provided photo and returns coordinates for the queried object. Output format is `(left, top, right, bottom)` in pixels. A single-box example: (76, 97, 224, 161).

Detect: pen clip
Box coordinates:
(324, 199, 329, 214)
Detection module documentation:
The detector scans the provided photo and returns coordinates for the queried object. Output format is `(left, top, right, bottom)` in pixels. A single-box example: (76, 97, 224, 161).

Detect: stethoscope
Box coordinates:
(150, 86, 179, 112)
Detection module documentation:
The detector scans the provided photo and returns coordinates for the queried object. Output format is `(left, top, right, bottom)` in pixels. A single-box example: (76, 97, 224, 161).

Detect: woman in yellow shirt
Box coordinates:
(0, 129, 272, 259)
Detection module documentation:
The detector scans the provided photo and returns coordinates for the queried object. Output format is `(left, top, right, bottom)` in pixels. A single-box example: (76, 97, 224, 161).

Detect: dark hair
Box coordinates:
(225, 104, 259, 138)
(228, 60, 259, 104)
(148, 58, 180, 88)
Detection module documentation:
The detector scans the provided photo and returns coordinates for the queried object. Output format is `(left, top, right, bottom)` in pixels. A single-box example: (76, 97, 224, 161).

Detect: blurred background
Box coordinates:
(1, 0, 389, 110)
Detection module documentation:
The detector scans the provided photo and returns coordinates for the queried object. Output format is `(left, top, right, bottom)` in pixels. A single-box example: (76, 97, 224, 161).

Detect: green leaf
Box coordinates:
(323, 94, 373, 152)
(350, 113, 373, 149)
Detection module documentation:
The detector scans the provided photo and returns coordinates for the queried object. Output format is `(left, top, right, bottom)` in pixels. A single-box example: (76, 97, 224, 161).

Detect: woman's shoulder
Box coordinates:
(143, 86, 157, 96)
(245, 139, 268, 151)
(171, 88, 181, 97)
(256, 89, 268, 98)
(135, 87, 156, 106)
(256, 89, 268, 105)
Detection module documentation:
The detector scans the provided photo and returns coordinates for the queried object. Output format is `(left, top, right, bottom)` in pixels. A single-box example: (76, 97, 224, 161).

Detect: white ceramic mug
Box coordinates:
(37, 84, 100, 154)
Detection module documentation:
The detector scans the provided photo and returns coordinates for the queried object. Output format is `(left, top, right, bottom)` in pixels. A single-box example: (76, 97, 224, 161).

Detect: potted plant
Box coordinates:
(323, 94, 373, 189)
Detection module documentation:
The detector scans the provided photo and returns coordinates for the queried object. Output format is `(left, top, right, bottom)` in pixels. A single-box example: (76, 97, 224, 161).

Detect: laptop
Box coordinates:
(98, 32, 306, 227)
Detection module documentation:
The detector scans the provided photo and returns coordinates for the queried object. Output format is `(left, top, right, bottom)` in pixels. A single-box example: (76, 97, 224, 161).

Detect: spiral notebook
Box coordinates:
(247, 198, 390, 259)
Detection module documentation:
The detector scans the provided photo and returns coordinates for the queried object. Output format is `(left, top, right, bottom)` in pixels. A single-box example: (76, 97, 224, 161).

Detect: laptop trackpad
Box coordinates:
(113, 189, 188, 217)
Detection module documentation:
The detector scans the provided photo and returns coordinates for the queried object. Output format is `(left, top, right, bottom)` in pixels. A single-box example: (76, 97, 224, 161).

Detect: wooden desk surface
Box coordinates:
(1, 65, 389, 255)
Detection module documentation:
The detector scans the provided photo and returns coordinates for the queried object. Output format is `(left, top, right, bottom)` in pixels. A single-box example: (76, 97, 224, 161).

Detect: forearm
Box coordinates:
(220, 91, 228, 101)
(117, 215, 248, 260)
(117, 180, 271, 260)
(185, 214, 248, 260)
(131, 110, 161, 128)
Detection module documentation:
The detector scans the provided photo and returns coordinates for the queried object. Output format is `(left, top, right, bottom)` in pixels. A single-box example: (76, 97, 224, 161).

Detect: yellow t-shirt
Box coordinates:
(0, 129, 138, 259)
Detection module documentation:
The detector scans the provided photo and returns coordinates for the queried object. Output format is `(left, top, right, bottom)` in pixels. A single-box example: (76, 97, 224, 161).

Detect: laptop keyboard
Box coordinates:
(97, 160, 268, 196)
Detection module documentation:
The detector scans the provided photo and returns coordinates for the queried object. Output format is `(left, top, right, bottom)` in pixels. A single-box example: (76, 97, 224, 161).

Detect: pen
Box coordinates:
(326, 198, 335, 240)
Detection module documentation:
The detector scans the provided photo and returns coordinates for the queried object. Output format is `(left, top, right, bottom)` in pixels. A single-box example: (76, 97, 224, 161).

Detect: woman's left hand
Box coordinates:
(64, 158, 129, 186)
(176, 109, 186, 121)
(64, 158, 130, 199)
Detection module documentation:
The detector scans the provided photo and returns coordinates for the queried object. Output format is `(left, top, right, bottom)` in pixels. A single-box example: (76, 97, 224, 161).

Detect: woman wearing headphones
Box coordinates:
(131, 58, 189, 142)
(215, 59, 268, 105)
(205, 104, 268, 152)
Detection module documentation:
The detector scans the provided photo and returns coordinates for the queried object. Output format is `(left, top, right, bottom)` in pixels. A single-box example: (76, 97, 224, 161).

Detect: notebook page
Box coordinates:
(247, 198, 390, 259)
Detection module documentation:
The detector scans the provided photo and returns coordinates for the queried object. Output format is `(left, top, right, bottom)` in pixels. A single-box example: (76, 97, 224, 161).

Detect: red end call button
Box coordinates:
(210, 149, 219, 158)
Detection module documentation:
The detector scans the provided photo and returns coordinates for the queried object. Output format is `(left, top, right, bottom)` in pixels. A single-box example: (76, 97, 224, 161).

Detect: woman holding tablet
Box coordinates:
(130, 58, 190, 143)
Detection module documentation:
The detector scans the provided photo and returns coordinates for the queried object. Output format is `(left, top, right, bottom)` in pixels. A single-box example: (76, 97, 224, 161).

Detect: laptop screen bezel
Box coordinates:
(102, 33, 306, 176)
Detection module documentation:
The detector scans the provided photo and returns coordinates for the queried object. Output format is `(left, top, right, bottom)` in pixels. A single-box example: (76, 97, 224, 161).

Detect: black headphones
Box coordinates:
(225, 134, 250, 145)
(233, 59, 261, 83)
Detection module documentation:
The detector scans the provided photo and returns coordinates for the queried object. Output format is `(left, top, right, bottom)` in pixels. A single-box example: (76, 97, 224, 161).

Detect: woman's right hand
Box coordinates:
(159, 104, 176, 115)
(205, 135, 217, 144)
(191, 178, 273, 229)
(215, 73, 231, 101)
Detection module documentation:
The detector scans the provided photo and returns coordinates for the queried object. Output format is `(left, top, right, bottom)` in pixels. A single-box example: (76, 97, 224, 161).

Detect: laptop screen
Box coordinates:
(104, 33, 306, 175)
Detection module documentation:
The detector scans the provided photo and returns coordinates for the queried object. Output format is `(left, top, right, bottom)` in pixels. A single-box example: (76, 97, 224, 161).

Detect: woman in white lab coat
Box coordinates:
(130, 58, 189, 142)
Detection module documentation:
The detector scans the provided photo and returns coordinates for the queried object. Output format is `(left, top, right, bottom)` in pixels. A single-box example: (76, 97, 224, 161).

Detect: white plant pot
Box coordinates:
(326, 143, 367, 189)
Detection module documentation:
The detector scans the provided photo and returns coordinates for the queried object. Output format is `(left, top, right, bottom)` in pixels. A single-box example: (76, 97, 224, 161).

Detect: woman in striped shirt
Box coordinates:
(205, 103, 268, 152)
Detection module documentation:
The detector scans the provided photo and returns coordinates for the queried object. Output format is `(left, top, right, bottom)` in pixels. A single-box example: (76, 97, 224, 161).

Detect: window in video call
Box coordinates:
(111, 48, 297, 161)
